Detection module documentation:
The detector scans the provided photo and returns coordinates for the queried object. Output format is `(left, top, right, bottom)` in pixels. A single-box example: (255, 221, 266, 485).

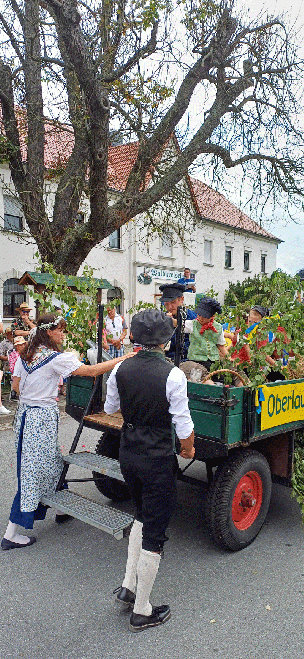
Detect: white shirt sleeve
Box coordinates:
(51, 352, 83, 379)
(104, 362, 122, 414)
(184, 320, 194, 334)
(216, 329, 226, 346)
(166, 367, 194, 440)
(12, 356, 22, 377)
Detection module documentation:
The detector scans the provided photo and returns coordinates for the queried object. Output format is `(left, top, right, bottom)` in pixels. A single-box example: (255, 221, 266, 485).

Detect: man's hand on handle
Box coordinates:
(179, 430, 195, 459)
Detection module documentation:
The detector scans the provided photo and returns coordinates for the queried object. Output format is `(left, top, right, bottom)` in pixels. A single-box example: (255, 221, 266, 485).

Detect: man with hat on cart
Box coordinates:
(11, 302, 36, 338)
(104, 308, 194, 632)
(158, 282, 197, 362)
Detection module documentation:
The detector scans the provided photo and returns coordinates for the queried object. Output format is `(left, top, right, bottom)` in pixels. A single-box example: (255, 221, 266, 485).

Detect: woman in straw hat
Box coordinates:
(1, 312, 133, 550)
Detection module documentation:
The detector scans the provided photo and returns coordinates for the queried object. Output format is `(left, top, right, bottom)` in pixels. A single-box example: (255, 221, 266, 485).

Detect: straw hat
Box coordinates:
(14, 336, 27, 346)
(16, 302, 32, 312)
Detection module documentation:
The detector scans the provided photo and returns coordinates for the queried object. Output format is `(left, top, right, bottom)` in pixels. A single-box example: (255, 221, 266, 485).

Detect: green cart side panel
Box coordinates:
(226, 413, 244, 445)
(190, 408, 244, 444)
(190, 409, 222, 441)
(187, 382, 244, 415)
(187, 382, 244, 445)
(66, 376, 94, 409)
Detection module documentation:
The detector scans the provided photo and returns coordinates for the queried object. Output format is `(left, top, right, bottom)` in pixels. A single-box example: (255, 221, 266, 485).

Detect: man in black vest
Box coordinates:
(104, 309, 194, 632)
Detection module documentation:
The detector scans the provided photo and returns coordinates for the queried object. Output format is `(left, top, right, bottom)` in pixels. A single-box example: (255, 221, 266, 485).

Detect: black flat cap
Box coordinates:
(251, 305, 269, 318)
(159, 282, 186, 303)
(131, 309, 174, 345)
(195, 297, 222, 319)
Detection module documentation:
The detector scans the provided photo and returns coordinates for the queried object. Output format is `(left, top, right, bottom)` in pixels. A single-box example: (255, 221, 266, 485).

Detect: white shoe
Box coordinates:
(0, 405, 11, 415)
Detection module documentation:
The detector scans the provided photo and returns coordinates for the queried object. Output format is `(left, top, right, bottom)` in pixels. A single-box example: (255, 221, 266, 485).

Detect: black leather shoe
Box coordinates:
(129, 605, 171, 632)
(1, 537, 36, 550)
(55, 514, 73, 524)
(113, 586, 135, 609)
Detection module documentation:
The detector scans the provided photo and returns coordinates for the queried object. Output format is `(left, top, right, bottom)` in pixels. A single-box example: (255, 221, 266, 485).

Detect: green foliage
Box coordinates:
(221, 272, 304, 516)
(224, 270, 300, 307)
(0, 135, 19, 163)
(27, 260, 112, 359)
(179, 0, 222, 41)
(292, 441, 304, 516)
(127, 300, 157, 315)
(219, 270, 304, 387)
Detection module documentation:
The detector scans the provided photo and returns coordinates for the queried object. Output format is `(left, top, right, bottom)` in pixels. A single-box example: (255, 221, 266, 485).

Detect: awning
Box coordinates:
(18, 271, 112, 290)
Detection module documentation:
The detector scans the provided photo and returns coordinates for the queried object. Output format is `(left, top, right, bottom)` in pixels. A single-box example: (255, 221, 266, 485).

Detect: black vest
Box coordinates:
(116, 352, 174, 458)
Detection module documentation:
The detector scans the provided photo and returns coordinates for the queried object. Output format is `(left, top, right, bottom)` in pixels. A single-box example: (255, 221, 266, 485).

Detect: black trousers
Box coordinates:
(120, 453, 177, 553)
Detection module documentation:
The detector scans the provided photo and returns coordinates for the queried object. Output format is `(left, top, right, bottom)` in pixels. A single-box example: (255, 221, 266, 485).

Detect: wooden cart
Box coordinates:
(62, 373, 303, 551)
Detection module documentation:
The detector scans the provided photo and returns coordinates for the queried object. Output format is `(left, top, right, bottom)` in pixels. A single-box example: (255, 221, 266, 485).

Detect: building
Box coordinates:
(0, 124, 282, 328)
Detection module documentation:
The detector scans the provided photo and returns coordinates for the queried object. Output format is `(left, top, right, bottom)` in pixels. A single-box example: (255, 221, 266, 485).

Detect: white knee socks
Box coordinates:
(122, 519, 143, 593)
(3, 521, 31, 544)
(133, 548, 161, 617)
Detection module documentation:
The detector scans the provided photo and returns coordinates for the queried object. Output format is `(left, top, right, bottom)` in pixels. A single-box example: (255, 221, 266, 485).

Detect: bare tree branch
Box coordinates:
(0, 12, 24, 63)
(102, 21, 158, 83)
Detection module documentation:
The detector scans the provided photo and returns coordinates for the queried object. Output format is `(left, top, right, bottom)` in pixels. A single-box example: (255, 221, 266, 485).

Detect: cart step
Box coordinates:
(63, 452, 125, 482)
(40, 490, 133, 539)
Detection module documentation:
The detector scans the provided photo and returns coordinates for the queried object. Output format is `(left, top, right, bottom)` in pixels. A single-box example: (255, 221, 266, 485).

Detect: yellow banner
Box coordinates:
(261, 381, 304, 430)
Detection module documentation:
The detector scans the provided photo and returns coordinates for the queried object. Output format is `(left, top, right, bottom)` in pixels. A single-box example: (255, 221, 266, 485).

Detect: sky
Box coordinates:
(236, 0, 304, 274)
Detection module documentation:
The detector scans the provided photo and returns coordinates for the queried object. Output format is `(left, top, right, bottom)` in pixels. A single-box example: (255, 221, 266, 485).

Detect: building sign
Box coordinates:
(260, 381, 304, 430)
(137, 266, 182, 284)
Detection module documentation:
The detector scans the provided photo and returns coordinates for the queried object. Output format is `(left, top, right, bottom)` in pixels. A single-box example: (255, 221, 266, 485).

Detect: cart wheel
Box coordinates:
(206, 450, 272, 551)
(93, 431, 131, 502)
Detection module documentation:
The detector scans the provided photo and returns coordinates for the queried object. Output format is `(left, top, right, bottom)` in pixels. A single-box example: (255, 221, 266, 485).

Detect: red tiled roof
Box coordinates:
(107, 141, 139, 191)
(0, 109, 280, 241)
(43, 121, 74, 169)
(188, 176, 280, 242)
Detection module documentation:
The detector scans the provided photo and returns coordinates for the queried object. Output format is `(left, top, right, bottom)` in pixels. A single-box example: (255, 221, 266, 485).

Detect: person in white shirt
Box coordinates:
(106, 308, 194, 632)
(1, 312, 134, 551)
(104, 306, 127, 357)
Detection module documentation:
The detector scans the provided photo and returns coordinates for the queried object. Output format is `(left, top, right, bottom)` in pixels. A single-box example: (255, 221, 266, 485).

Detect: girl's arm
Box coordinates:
(71, 352, 134, 377)
(12, 376, 21, 394)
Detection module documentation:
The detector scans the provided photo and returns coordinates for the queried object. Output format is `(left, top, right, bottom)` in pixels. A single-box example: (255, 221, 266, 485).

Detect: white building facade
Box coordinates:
(0, 144, 281, 329)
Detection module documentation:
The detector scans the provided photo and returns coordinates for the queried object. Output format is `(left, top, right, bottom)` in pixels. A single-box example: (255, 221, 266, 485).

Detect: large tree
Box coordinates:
(0, 0, 303, 274)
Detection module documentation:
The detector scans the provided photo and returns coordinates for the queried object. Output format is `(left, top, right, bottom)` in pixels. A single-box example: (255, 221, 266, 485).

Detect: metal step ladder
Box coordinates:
(64, 452, 125, 482)
(39, 304, 133, 540)
(41, 453, 132, 539)
(41, 489, 132, 540)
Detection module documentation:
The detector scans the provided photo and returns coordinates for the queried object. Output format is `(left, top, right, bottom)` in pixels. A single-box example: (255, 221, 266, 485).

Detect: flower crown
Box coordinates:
(38, 316, 65, 330)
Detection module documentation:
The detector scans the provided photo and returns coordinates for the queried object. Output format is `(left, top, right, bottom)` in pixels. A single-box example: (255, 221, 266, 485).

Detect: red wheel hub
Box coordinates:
(231, 471, 263, 530)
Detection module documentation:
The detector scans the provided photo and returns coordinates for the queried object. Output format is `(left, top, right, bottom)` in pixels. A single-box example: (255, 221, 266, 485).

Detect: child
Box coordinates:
(185, 297, 228, 371)
(9, 336, 27, 374)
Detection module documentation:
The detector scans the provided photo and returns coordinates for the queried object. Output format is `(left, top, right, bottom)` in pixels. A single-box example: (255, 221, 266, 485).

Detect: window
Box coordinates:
(3, 278, 26, 318)
(244, 251, 250, 271)
(160, 232, 173, 258)
(261, 255, 266, 273)
(3, 195, 23, 232)
(109, 229, 121, 249)
(225, 248, 232, 268)
(204, 239, 212, 265)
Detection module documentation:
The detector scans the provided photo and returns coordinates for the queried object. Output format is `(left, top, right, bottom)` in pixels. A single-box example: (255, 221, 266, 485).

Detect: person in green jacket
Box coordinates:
(185, 297, 228, 371)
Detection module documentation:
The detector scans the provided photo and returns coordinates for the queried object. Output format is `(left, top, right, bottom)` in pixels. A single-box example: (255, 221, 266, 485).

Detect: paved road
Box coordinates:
(1, 415, 304, 659)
